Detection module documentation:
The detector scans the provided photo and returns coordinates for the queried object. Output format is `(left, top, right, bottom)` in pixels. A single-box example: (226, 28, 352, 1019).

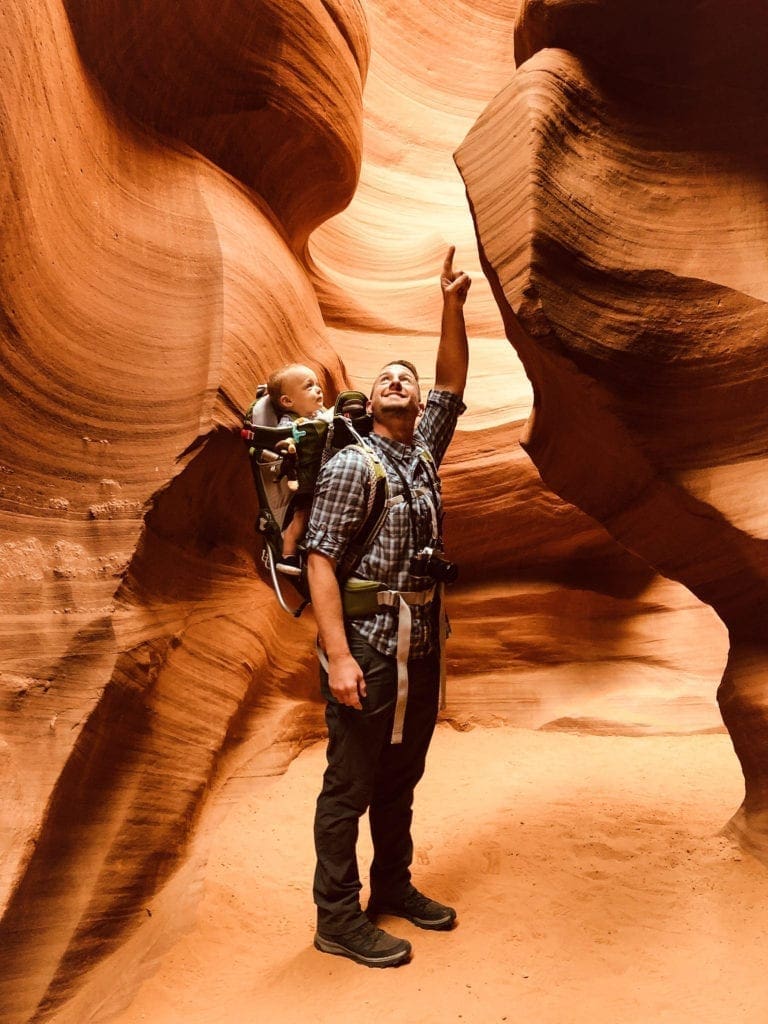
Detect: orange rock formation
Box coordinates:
(456, 0, 768, 856)
(0, 0, 743, 1019)
(0, 1, 354, 1019)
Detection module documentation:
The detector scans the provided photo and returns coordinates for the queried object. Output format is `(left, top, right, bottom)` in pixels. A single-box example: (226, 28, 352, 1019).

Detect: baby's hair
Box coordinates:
(267, 363, 311, 412)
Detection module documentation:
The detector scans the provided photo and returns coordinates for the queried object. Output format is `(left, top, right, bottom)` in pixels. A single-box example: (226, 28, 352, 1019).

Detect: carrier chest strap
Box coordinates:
(336, 444, 389, 583)
(386, 450, 441, 548)
(385, 485, 439, 540)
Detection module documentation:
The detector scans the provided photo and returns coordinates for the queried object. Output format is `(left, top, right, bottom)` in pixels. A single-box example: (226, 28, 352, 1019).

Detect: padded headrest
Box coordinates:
(246, 387, 278, 428)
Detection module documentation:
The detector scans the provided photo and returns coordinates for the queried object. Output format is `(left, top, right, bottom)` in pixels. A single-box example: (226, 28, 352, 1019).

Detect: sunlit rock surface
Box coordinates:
(0, 1, 350, 1020)
(0, 0, 734, 1020)
(62, 0, 369, 252)
(456, 0, 766, 855)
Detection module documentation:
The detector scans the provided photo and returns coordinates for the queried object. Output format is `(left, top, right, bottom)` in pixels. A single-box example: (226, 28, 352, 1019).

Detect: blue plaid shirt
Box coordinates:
(305, 389, 465, 657)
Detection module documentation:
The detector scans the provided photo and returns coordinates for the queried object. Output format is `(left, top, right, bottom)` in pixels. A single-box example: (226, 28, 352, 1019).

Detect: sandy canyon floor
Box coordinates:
(108, 724, 768, 1024)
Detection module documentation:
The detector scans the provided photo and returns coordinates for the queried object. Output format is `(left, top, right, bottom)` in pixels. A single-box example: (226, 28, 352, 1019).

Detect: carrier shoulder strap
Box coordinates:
(335, 442, 390, 583)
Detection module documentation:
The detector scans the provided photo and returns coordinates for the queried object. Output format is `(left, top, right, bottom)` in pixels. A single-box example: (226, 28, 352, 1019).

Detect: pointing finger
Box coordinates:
(443, 245, 456, 275)
(447, 272, 470, 291)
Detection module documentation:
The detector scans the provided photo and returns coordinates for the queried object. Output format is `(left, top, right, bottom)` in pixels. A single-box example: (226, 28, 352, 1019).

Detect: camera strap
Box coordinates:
(378, 449, 446, 743)
(386, 448, 440, 547)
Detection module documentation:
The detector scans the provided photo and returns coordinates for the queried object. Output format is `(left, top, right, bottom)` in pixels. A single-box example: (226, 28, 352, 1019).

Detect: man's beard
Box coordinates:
(375, 399, 416, 424)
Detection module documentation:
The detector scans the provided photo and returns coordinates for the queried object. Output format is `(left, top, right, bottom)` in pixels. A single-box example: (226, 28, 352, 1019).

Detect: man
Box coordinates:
(304, 247, 471, 968)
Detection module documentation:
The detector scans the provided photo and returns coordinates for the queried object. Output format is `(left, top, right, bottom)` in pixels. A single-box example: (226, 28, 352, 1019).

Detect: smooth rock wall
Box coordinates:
(0, 1, 350, 1019)
(0, 0, 733, 1019)
(456, 0, 766, 853)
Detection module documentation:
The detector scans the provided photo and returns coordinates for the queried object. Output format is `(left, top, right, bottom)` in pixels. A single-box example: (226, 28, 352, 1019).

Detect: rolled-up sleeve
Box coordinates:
(416, 389, 466, 468)
(305, 448, 370, 563)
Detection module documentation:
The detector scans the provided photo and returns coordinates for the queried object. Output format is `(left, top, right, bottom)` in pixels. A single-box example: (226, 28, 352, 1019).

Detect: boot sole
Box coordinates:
(314, 932, 411, 967)
(368, 908, 457, 931)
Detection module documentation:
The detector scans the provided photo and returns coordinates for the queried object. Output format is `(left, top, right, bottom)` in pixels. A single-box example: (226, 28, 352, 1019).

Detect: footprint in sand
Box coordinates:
(577, 840, 633, 861)
(482, 844, 502, 875)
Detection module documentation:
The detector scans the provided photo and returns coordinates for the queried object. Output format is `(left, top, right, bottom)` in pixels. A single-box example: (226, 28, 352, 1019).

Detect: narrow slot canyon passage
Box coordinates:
(109, 724, 766, 1024)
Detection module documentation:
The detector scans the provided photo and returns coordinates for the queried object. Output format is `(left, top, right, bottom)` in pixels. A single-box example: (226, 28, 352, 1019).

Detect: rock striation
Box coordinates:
(0, 0, 738, 1020)
(0, 1, 354, 1020)
(456, 0, 768, 856)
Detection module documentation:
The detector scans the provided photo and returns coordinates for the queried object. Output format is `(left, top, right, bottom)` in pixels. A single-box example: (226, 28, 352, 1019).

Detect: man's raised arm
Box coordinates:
(434, 245, 471, 398)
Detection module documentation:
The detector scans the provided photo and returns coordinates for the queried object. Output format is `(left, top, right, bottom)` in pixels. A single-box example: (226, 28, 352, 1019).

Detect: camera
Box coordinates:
(409, 546, 459, 584)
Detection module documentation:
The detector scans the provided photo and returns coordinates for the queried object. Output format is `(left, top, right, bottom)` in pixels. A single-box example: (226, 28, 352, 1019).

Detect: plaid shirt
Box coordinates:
(306, 389, 465, 658)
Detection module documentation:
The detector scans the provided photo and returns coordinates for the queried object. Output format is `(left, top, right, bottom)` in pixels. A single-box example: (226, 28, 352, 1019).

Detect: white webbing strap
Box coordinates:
(392, 595, 411, 744)
(376, 587, 435, 744)
(316, 636, 329, 673)
(315, 587, 438, 746)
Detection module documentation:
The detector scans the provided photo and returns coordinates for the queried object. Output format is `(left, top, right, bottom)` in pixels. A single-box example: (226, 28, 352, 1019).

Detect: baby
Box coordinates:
(267, 363, 330, 574)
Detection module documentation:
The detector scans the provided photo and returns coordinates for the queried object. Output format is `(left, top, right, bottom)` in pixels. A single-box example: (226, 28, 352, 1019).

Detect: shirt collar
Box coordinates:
(368, 432, 417, 461)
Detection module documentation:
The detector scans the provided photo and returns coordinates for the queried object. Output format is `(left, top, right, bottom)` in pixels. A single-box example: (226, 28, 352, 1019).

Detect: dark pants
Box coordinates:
(313, 632, 440, 936)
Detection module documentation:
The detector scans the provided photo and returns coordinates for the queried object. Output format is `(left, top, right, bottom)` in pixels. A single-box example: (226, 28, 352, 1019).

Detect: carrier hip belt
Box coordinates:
(320, 582, 444, 744)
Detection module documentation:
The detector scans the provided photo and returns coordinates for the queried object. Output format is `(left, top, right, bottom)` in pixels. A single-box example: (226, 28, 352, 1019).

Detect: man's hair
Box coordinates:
(371, 359, 420, 397)
(267, 363, 307, 411)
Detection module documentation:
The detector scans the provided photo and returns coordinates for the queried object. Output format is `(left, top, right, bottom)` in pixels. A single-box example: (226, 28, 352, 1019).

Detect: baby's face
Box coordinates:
(281, 366, 324, 418)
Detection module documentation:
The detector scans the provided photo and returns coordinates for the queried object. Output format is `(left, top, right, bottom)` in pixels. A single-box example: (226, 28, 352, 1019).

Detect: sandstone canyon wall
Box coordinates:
(0, 1, 358, 1020)
(0, 0, 737, 1021)
(456, 0, 768, 854)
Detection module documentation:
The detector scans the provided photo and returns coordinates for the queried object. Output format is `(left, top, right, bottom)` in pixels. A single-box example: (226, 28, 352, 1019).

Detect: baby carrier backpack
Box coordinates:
(241, 388, 388, 616)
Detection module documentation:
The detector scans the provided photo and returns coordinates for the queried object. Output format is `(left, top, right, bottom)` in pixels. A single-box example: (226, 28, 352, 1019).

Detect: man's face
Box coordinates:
(367, 363, 423, 423)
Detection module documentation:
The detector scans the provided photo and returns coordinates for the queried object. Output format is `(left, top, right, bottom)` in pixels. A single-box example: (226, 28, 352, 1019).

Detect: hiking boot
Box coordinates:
(367, 886, 457, 931)
(314, 919, 412, 968)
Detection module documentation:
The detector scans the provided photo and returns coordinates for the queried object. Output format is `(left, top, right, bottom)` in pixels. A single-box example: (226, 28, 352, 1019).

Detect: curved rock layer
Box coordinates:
(309, 0, 528, 427)
(0, 0, 348, 1020)
(456, 0, 768, 853)
(0, 0, 732, 1021)
(62, 0, 369, 250)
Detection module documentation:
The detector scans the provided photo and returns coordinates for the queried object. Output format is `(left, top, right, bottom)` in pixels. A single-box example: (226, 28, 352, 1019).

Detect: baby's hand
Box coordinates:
(275, 438, 298, 487)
